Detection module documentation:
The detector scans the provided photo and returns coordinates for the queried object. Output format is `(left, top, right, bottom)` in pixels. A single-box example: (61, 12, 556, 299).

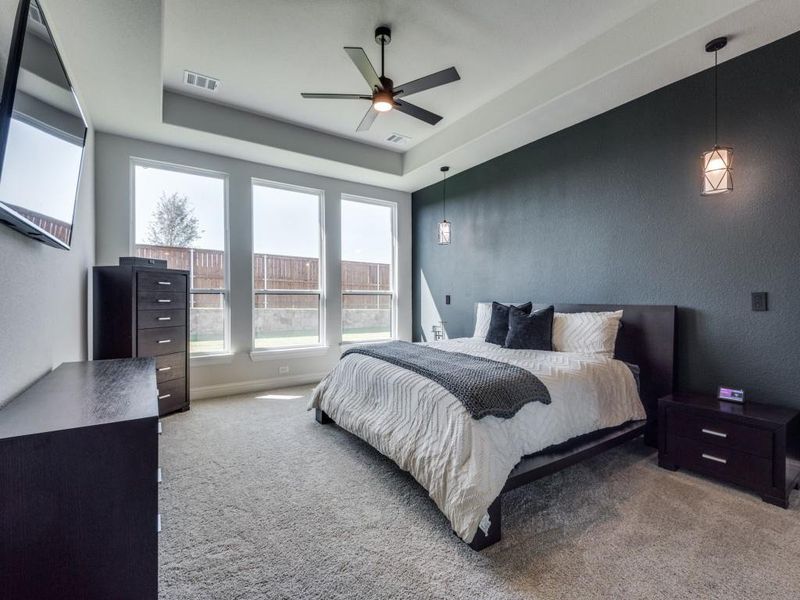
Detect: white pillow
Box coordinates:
(473, 302, 527, 338)
(552, 310, 623, 357)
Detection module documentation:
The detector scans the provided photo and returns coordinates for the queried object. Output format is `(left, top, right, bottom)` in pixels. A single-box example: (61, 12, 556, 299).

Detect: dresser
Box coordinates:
(0, 359, 160, 599)
(658, 393, 800, 507)
(93, 264, 190, 416)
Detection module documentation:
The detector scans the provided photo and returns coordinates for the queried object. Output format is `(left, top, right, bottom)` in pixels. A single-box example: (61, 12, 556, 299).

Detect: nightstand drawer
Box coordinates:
(668, 410, 773, 458)
(671, 436, 772, 490)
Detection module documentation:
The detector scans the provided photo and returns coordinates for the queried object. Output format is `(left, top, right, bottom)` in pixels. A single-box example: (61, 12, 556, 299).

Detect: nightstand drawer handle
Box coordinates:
(701, 428, 727, 438)
(702, 453, 727, 464)
(157, 317, 172, 321)
(157, 299, 172, 303)
(158, 366, 172, 372)
(158, 281, 172, 286)
(158, 393, 172, 400)
(157, 339, 172, 344)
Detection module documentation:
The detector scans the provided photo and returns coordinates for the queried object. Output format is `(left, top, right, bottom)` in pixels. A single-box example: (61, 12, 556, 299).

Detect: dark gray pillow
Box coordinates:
(485, 301, 532, 345)
(504, 305, 554, 351)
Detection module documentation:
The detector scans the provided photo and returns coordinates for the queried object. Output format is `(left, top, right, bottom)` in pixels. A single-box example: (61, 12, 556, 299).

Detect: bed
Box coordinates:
(309, 303, 676, 550)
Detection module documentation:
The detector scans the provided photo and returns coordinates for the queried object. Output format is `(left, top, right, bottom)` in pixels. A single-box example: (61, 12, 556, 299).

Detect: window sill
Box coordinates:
(339, 338, 394, 349)
(190, 352, 234, 367)
(250, 346, 330, 361)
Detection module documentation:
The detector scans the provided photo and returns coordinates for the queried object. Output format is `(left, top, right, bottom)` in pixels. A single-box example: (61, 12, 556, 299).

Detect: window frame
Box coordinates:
(250, 178, 327, 356)
(340, 193, 398, 344)
(129, 157, 231, 358)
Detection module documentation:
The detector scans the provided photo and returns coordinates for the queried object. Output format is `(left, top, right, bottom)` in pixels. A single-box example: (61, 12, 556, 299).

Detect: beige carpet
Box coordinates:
(158, 385, 800, 600)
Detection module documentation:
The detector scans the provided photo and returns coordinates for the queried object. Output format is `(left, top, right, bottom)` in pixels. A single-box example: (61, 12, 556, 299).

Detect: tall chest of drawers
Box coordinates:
(93, 264, 190, 416)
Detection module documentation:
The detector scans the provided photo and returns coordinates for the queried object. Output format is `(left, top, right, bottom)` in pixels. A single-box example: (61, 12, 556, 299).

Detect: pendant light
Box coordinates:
(702, 37, 733, 195)
(437, 166, 451, 245)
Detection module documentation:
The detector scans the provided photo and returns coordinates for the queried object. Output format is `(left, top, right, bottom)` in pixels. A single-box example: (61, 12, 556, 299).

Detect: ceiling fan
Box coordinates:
(301, 26, 460, 132)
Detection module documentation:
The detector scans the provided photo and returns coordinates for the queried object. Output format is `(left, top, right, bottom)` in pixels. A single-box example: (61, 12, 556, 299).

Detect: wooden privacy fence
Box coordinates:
(135, 245, 391, 309)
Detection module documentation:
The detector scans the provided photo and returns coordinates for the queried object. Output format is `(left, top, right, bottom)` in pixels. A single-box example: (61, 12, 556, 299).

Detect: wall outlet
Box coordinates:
(751, 292, 768, 312)
(279, 366, 290, 375)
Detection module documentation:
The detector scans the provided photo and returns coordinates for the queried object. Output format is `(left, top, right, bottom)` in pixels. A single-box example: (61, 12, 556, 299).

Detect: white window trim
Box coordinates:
(340, 193, 398, 343)
(250, 178, 327, 354)
(129, 156, 231, 357)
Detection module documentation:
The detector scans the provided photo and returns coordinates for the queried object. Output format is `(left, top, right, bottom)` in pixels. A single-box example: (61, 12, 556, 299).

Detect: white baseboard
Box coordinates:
(190, 371, 328, 400)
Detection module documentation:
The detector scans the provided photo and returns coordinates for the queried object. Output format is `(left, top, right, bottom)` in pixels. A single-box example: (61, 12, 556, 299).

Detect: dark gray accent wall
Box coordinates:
(412, 32, 800, 409)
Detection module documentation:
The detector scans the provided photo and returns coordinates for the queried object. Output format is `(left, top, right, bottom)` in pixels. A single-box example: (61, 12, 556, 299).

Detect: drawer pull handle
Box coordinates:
(701, 428, 727, 438)
(158, 281, 172, 286)
(157, 317, 172, 321)
(702, 453, 727, 464)
(157, 468, 163, 483)
(157, 299, 172, 303)
(158, 421, 163, 434)
(158, 339, 172, 344)
(157, 514, 162, 533)
(158, 366, 172, 372)
(159, 393, 172, 400)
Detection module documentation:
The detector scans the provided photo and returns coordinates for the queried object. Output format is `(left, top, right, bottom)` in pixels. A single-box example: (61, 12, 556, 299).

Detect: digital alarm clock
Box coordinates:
(718, 387, 745, 403)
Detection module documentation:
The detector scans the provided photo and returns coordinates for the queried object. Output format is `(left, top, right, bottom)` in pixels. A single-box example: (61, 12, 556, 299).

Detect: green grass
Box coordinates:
(190, 327, 391, 353)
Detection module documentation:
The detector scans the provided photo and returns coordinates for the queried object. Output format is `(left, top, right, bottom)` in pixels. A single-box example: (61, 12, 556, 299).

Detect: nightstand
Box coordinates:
(658, 393, 800, 507)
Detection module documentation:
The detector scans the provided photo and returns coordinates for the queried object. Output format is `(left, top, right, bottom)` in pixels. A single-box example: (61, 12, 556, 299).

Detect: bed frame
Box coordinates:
(316, 303, 676, 551)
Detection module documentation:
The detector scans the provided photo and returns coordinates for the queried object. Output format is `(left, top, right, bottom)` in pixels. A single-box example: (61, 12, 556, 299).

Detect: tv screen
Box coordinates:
(0, 0, 87, 249)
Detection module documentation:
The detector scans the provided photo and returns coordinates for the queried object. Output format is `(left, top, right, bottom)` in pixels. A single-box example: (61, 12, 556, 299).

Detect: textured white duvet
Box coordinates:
(308, 338, 645, 543)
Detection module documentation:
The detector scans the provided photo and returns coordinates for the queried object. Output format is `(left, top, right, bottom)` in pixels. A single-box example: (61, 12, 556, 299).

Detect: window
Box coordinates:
(341, 196, 395, 342)
(252, 181, 324, 350)
(133, 160, 229, 355)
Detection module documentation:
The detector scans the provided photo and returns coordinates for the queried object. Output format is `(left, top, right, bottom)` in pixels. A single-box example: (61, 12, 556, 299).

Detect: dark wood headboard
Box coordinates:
(533, 303, 676, 444)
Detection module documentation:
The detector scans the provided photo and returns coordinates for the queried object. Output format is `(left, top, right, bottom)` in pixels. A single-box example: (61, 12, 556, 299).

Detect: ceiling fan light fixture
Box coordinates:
(373, 90, 394, 112)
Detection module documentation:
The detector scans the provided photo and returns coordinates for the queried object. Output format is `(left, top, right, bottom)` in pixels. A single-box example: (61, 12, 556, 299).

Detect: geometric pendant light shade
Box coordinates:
(702, 146, 733, 194)
(702, 37, 733, 196)
(437, 166, 451, 245)
(437, 219, 451, 245)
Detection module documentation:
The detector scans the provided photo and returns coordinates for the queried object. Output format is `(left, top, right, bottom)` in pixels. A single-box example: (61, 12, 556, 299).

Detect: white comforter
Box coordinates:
(308, 338, 645, 543)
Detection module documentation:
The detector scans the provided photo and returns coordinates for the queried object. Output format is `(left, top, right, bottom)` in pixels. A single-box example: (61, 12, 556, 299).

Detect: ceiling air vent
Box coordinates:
(385, 133, 411, 146)
(183, 70, 221, 92)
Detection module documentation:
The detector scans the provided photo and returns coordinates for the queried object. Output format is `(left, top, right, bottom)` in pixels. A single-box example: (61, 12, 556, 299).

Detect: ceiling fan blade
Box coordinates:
(356, 106, 379, 132)
(344, 47, 381, 91)
(394, 100, 443, 126)
(301, 93, 372, 99)
(394, 67, 460, 98)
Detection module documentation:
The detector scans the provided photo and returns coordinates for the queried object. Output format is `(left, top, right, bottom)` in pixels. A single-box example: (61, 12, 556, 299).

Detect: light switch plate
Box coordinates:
(752, 292, 768, 312)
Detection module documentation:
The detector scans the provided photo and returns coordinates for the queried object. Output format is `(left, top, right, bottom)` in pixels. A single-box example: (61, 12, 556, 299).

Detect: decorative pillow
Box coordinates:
(473, 301, 527, 338)
(484, 301, 532, 345)
(504, 305, 554, 351)
(552, 310, 623, 357)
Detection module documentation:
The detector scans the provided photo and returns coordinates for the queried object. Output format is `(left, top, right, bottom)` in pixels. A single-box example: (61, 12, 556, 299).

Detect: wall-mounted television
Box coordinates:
(0, 0, 87, 250)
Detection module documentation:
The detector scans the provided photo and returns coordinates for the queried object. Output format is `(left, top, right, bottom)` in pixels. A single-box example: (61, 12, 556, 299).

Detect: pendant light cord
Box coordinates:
(381, 38, 385, 78)
(714, 49, 718, 146)
(442, 171, 447, 220)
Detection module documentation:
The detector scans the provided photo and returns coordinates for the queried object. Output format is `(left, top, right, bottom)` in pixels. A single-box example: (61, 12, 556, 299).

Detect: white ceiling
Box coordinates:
(162, 0, 659, 151)
(42, 0, 800, 192)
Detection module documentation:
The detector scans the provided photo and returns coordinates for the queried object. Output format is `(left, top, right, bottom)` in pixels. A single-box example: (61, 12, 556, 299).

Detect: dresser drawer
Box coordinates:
(668, 408, 773, 458)
(137, 270, 187, 292)
(138, 290, 187, 311)
(157, 378, 186, 414)
(155, 352, 185, 383)
(138, 326, 186, 357)
(671, 436, 772, 490)
(138, 309, 186, 330)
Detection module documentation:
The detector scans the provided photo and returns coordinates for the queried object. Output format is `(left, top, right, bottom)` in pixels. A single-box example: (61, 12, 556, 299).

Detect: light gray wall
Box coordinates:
(94, 132, 411, 397)
(0, 129, 95, 407)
